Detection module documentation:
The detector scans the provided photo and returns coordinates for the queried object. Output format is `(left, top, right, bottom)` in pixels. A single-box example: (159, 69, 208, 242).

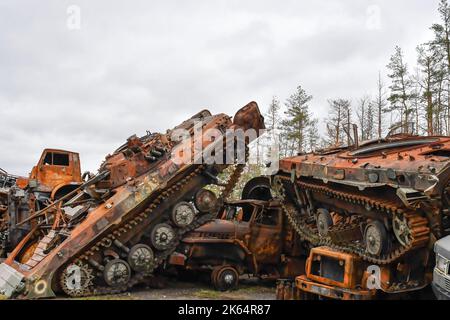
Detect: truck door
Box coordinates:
(248, 207, 283, 265)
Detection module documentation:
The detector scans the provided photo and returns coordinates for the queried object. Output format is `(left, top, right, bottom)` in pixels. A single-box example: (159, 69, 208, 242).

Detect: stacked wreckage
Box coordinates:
(1, 102, 450, 300)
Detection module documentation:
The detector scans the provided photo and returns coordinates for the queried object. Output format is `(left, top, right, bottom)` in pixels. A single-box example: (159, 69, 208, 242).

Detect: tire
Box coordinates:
(242, 177, 272, 201)
(212, 266, 239, 292)
(316, 209, 333, 237)
(150, 223, 176, 251)
(364, 220, 389, 256)
(194, 189, 218, 213)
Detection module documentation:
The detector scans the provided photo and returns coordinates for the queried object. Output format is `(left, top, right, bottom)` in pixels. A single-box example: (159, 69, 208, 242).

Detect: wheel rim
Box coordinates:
(194, 189, 218, 213)
(316, 210, 333, 237)
(215, 267, 238, 291)
(151, 224, 176, 251)
(365, 222, 387, 256)
(172, 202, 196, 227)
(393, 214, 411, 247)
(103, 259, 131, 287)
(128, 244, 154, 273)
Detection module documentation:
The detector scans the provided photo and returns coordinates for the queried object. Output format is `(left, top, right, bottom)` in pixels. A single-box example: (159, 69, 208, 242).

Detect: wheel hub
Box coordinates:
(224, 274, 234, 284)
(393, 214, 412, 247)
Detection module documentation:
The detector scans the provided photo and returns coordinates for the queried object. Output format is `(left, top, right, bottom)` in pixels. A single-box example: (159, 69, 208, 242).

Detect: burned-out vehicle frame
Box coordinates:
(170, 178, 306, 291)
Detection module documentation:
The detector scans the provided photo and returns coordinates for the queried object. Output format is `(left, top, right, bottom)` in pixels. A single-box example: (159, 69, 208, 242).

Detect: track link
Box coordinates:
(60, 161, 247, 297)
(274, 176, 431, 265)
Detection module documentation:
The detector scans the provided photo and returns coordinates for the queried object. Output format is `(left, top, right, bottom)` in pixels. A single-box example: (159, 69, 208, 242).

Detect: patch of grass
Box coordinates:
(194, 289, 222, 300)
(238, 286, 274, 294)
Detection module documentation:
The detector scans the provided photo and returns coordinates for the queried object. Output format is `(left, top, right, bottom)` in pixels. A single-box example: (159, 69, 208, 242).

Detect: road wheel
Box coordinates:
(212, 266, 239, 292)
(128, 244, 155, 273)
(150, 223, 176, 251)
(316, 209, 333, 237)
(194, 189, 218, 213)
(103, 259, 131, 287)
(364, 220, 389, 256)
(171, 202, 196, 227)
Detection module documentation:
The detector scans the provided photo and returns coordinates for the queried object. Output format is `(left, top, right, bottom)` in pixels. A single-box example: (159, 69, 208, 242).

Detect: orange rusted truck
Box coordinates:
(1, 149, 83, 256)
(170, 178, 305, 291)
(0, 102, 265, 299)
(277, 246, 430, 300)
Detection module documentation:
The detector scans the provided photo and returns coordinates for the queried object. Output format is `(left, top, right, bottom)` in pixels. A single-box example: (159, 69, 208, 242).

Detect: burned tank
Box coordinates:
(272, 134, 450, 295)
(0, 102, 265, 299)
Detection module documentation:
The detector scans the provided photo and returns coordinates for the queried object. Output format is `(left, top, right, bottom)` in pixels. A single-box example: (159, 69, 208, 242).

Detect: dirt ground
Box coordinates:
(68, 277, 277, 300)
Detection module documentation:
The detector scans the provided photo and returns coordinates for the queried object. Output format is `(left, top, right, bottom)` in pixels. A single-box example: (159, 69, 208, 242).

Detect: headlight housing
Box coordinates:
(436, 254, 448, 273)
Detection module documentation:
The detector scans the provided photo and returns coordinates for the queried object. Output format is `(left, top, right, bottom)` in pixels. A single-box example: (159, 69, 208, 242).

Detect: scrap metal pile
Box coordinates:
(0, 102, 265, 299)
(2, 102, 450, 300)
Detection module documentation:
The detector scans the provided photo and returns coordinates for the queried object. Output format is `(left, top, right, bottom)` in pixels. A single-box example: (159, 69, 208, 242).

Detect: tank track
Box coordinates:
(274, 176, 430, 265)
(59, 161, 246, 297)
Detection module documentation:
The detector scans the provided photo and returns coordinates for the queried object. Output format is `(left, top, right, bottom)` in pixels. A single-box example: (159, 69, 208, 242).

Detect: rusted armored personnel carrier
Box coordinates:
(272, 134, 450, 296)
(0, 102, 265, 299)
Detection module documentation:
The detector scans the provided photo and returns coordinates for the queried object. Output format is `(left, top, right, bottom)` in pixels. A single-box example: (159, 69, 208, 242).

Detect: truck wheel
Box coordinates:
(212, 266, 239, 291)
(194, 189, 218, 213)
(150, 223, 176, 251)
(316, 209, 333, 237)
(210, 267, 221, 286)
(171, 202, 196, 227)
(364, 221, 389, 256)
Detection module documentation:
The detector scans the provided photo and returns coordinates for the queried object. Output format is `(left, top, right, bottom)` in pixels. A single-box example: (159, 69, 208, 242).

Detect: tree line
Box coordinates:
(263, 0, 450, 158)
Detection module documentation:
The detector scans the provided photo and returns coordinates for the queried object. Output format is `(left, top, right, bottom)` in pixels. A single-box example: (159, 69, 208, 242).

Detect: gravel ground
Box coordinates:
(68, 277, 277, 300)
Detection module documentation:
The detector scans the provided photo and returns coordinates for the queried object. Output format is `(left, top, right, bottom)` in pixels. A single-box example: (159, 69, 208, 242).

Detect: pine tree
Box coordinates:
(416, 44, 444, 135)
(431, 0, 450, 74)
(283, 86, 313, 154)
(266, 96, 281, 135)
(307, 118, 320, 152)
(387, 46, 416, 133)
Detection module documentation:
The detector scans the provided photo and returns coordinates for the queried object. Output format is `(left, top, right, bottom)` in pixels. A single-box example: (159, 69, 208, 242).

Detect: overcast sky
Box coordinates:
(0, 0, 441, 175)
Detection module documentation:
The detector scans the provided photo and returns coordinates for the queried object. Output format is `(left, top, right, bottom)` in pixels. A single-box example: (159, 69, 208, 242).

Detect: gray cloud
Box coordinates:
(0, 0, 441, 174)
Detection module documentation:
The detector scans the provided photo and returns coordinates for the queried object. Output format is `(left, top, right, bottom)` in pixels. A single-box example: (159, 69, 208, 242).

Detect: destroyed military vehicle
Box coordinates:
(170, 177, 305, 291)
(0, 101, 265, 299)
(272, 132, 450, 299)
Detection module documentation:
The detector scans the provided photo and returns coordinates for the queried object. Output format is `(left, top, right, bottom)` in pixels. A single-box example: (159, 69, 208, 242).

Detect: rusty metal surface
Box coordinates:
(274, 134, 450, 299)
(0, 149, 83, 256)
(277, 246, 430, 300)
(0, 101, 265, 299)
(173, 179, 306, 287)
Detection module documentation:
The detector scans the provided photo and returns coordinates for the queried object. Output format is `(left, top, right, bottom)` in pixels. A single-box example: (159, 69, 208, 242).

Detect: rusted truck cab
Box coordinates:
(277, 246, 430, 300)
(171, 198, 305, 291)
(20, 149, 82, 196)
